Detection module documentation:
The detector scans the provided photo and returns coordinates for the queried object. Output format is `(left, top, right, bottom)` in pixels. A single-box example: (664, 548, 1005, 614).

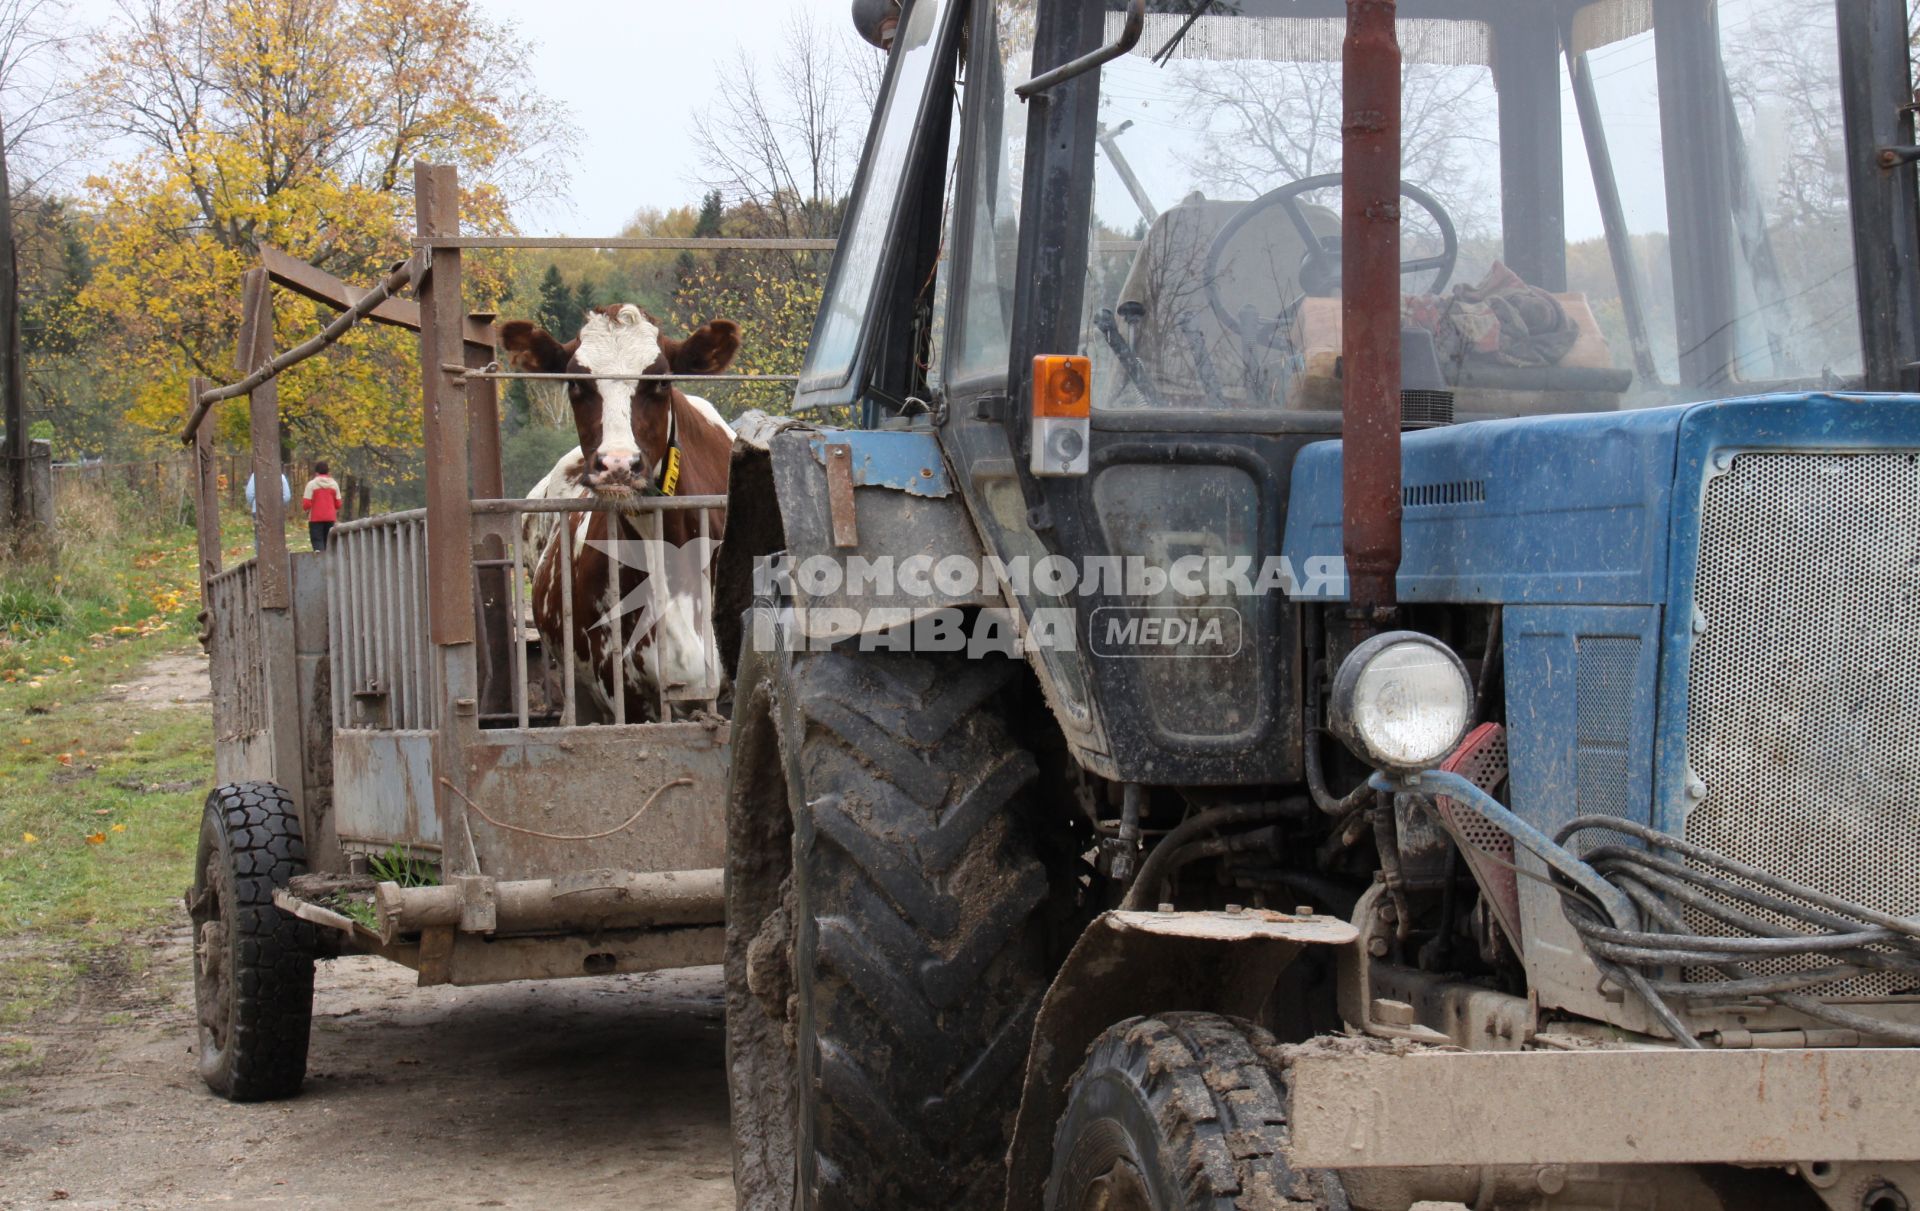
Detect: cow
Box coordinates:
(499, 304, 741, 723)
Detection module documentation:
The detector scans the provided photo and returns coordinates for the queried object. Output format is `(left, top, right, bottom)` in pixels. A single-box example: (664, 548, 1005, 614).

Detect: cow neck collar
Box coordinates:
(643, 397, 681, 498)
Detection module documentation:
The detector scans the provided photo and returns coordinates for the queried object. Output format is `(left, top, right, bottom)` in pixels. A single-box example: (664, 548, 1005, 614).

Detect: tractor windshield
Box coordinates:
(954, 0, 1863, 416)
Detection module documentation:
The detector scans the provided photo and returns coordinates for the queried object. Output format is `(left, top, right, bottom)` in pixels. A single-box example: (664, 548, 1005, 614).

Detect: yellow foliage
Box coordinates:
(675, 256, 828, 418)
(79, 0, 569, 472)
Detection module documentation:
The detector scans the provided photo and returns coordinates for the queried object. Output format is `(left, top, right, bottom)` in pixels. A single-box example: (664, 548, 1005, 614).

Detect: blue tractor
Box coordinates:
(719, 1, 1920, 1208)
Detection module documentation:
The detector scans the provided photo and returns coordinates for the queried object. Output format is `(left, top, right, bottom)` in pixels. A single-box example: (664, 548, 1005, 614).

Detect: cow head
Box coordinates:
(499, 305, 741, 496)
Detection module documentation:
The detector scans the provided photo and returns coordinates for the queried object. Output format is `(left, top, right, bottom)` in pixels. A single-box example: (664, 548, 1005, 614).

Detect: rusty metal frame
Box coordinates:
(1286, 1045, 1920, 1168)
(183, 160, 752, 989)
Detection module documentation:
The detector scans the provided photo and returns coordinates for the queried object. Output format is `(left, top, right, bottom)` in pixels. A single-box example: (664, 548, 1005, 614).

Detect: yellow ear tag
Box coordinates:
(659, 446, 681, 496)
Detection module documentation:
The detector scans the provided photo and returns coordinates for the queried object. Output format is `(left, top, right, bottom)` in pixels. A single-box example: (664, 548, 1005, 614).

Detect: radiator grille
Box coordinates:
(1684, 451, 1920, 998)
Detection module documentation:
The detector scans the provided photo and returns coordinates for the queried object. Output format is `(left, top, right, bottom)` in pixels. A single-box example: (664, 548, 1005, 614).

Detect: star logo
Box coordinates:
(582, 533, 722, 664)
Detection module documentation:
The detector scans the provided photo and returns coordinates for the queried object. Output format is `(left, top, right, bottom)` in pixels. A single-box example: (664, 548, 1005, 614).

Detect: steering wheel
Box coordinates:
(1203, 173, 1459, 345)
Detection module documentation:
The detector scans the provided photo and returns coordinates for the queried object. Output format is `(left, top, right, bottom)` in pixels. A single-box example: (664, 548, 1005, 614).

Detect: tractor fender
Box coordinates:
(1003, 908, 1359, 1211)
(718, 412, 997, 655)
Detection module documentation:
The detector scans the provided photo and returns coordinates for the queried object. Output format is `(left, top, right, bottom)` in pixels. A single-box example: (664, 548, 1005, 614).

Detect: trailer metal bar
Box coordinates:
(181, 252, 423, 442)
(444, 362, 798, 384)
(559, 514, 576, 726)
(468, 495, 727, 515)
(414, 236, 838, 251)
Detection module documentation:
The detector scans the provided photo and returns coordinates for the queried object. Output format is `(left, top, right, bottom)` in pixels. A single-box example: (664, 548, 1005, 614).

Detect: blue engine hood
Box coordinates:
(1280, 393, 1920, 605)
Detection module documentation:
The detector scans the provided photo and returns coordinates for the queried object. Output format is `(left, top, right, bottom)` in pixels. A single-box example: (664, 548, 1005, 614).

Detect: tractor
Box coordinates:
(717, 0, 1920, 1207)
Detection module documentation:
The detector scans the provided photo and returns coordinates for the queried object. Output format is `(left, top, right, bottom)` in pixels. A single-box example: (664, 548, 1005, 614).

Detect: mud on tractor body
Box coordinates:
(718, 1, 1920, 1209)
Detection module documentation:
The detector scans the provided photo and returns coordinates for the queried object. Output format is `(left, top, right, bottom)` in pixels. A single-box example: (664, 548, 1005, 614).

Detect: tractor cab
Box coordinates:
(813, 0, 1887, 423)
(1013, 0, 1872, 419)
(781, 0, 1909, 786)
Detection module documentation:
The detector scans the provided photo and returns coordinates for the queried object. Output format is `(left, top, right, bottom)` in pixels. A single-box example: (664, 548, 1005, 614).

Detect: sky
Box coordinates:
(65, 0, 856, 236)
(471, 0, 853, 234)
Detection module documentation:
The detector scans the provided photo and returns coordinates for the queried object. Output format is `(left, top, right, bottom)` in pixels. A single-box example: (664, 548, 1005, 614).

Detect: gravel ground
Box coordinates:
(0, 931, 733, 1210)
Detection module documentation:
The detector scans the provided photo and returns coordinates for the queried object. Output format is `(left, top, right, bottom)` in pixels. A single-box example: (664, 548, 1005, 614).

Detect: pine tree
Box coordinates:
(677, 189, 725, 293)
(537, 264, 577, 337)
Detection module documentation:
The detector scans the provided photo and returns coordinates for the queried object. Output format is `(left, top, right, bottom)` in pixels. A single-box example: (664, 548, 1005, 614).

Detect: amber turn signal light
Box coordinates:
(1032, 355, 1092, 418)
(1030, 354, 1091, 477)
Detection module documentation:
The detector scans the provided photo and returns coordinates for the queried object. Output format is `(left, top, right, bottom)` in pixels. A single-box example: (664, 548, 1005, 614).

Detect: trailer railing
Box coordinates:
(471, 494, 727, 730)
(330, 509, 434, 731)
(207, 560, 268, 742)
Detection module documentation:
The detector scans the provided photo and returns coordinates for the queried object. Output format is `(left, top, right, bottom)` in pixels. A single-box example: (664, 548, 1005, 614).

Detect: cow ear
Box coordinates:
(499, 320, 573, 373)
(663, 319, 741, 376)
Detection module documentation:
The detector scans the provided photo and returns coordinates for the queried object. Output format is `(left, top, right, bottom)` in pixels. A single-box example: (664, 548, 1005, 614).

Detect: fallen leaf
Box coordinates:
(111, 823, 126, 833)
(84, 832, 105, 845)
(21, 832, 36, 844)
(56, 753, 71, 766)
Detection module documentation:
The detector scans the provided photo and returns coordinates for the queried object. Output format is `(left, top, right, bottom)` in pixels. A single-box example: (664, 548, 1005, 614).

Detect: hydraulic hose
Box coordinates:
(1120, 803, 1297, 911)
(1403, 770, 1920, 1046)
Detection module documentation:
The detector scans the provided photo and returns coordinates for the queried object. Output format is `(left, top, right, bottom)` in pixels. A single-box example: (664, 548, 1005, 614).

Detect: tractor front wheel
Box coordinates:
(1045, 1014, 1344, 1211)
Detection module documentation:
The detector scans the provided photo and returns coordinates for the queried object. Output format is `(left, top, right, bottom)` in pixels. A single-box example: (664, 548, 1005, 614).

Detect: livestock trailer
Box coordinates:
(180, 167, 776, 1101)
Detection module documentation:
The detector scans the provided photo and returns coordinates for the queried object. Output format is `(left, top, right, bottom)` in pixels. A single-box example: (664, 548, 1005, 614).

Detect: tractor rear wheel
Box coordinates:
(1045, 1014, 1343, 1211)
(726, 618, 1056, 1209)
(189, 781, 317, 1101)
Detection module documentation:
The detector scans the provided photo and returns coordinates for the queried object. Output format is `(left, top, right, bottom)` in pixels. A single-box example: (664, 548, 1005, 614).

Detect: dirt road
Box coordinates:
(0, 930, 733, 1210)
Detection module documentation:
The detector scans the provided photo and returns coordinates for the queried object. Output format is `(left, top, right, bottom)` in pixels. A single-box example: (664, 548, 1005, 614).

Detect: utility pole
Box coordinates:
(0, 110, 26, 537)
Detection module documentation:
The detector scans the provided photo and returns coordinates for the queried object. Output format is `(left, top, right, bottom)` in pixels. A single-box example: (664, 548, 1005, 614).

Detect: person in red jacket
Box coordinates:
(301, 461, 342, 551)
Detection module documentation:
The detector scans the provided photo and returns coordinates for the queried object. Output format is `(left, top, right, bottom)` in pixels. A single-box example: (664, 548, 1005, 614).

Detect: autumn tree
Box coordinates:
(78, 0, 569, 485)
(681, 16, 880, 417)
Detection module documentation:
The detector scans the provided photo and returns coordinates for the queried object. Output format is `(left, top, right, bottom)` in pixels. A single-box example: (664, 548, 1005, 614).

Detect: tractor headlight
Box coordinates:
(1329, 631, 1474, 774)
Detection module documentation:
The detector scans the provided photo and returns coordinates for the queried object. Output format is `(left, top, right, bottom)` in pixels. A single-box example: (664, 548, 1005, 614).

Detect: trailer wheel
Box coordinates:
(726, 619, 1055, 1209)
(1046, 1014, 1343, 1211)
(189, 781, 317, 1101)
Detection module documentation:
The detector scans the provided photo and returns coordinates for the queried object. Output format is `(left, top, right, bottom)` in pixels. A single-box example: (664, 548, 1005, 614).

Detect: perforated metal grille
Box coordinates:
(1684, 451, 1920, 998)
(1574, 637, 1639, 857)
(1434, 723, 1520, 945)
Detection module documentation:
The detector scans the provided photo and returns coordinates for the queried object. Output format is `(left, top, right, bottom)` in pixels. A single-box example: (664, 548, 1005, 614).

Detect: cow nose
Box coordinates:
(592, 451, 635, 480)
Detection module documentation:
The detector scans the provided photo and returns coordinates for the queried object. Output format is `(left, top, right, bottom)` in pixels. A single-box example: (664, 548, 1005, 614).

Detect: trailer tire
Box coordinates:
(726, 615, 1054, 1210)
(1046, 1014, 1342, 1211)
(189, 781, 317, 1102)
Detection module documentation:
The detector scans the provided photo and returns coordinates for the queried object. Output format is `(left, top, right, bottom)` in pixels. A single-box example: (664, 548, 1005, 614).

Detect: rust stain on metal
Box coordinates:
(1339, 0, 1404, 626)
(824, 442, 859, 548)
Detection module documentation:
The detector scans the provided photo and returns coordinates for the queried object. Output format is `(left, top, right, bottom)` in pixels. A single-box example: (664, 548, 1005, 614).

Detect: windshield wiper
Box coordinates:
(1152, 0, 1222, 66)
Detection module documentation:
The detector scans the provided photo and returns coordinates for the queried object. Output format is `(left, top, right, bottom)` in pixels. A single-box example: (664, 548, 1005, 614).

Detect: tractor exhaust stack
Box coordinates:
(1341, 0, 1403, 629)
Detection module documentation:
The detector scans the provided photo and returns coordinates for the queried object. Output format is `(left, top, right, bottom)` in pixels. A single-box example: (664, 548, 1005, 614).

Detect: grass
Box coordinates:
(0, 476, 263, 1039)
(327, 844, 438, 931)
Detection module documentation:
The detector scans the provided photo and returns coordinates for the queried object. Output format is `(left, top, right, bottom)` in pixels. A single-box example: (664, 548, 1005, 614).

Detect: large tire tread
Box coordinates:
(194, 781, 316, 1102)
(1048, 1013, 1324, 1210)
(795, 647, 1053, 1209)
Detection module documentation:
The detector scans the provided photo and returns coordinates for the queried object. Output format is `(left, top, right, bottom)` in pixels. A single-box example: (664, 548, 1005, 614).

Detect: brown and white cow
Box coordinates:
(499, 304, 740, 723)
